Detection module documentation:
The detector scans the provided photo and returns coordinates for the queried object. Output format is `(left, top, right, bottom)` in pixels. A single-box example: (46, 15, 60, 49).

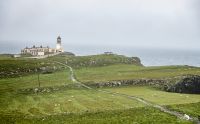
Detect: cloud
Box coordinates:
(0, 0, 199, 50)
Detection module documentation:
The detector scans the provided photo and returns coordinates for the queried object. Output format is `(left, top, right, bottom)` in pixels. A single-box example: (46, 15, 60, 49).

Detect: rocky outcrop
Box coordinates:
(164, 75, 200, 94)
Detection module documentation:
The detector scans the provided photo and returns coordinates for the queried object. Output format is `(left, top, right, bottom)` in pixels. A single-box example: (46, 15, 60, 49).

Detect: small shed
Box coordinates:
(13, 54, 21, 58)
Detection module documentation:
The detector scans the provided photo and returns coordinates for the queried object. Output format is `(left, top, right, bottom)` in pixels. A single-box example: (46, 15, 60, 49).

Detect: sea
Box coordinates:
(0, 43, 200, 67)
(66, 45, 200, 67)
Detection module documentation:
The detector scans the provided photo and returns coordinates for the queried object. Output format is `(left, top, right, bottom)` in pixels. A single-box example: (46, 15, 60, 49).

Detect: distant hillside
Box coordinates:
(64, 54, 142, 68)
(0, 54, 13, 60)
(0, 53, 142, 78)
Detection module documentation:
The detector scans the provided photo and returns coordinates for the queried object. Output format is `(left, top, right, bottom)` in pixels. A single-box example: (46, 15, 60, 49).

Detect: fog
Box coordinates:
(0, 0, 200, 53)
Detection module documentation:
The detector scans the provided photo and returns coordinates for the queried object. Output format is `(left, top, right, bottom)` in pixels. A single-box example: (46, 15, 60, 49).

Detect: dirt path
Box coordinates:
(54, 61, 92, 89)
(55, 61, 200, 124)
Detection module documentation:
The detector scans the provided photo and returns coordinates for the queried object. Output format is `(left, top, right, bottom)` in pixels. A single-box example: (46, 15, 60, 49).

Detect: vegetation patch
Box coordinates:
(0, 54, 142, 78)
(75, 64, 200, 83)
(167, 102, 200, 118)
(62, 54, 142, 68)
(1, 54, 200, 123)
(0, 70, 72, 93)
(106, 86, 200, 105)
(17, 84, 81, 95)
(0, 107, 193, 124)
(0, 59, 65, 78)
(28, 108, 42, 115)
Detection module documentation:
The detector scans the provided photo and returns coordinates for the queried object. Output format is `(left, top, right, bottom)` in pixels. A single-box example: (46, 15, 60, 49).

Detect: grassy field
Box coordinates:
(105, 86, 200, 122)
(1, 54, 200, 123)
(75, 64, 200, 82)
(0, 89, 145, 116)
(0, 58, 66, 78)
(106, 86, 200, 105)
(0, 107, 192, 124)
(0, 54, 142, 78)
(0, 54, 14, 60)
(0, 70, 72, 92)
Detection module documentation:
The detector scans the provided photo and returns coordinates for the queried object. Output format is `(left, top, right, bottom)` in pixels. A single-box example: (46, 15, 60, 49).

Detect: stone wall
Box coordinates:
(84, 75, 200, 94)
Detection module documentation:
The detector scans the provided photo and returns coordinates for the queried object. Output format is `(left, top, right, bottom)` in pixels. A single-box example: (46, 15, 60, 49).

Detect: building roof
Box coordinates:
(23, 46, 50, 49)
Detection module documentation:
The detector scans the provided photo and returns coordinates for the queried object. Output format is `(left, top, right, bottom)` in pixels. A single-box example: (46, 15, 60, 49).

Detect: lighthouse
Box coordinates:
(56, 36, 64, 52)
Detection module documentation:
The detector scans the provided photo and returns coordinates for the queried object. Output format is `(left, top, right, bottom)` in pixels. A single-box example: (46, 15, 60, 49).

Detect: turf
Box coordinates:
(1, 54, 200, 124)
(0, 107, 193, 124)
(0, 59, 66, 78)
(0, 54, 142, 78)
(74, 64, 200, 82)
(0, 70, 72, 92)
(46, 54, 142, 68)
(106, 86, 200, 105)
(167, 102, 200, 118)
(0, 89, 145, 116)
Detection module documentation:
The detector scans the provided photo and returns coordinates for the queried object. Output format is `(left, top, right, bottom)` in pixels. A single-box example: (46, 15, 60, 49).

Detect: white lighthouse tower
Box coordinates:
(56, 36, 64, 52)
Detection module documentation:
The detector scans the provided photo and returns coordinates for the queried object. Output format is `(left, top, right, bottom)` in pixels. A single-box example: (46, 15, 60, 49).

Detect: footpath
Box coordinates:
(55, 61, 200, 124)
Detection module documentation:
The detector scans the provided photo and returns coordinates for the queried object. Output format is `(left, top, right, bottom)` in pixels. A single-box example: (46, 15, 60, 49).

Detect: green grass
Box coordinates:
(46, 54, 142, 68)
(0, 54, 13, 60)
(0, 59, 66, 78)
(0, 70, 72, 92)
(0, 89, 145, 116)
(167, 102, 200, 118)
(106, 86, 200, 105)
(1, 54, 200, 123)
(0, 59, 40, 78)
(0, 54, 142, 78)
(75, 64, 200, 82)
(0, 107, 193, 124)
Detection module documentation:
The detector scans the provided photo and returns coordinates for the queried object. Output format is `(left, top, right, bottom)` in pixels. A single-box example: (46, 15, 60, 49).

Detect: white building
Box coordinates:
(21, 36, 64, 56)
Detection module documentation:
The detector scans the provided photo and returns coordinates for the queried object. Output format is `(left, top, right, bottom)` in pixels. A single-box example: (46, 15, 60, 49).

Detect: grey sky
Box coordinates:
(0, 0, 200, 50)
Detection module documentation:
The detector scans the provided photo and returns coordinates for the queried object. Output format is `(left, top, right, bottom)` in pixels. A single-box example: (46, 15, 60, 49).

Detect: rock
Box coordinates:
(183, 114, 190, 120)
(167, 75, 200, 94)
(34, 88, 38, 93)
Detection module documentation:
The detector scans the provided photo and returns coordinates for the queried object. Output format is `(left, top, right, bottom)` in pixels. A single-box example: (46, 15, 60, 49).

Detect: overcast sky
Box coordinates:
(0, 0, 200, 51)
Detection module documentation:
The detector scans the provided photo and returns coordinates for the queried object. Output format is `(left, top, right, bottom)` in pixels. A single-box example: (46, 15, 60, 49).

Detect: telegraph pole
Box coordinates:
(35, 64, 41, 88)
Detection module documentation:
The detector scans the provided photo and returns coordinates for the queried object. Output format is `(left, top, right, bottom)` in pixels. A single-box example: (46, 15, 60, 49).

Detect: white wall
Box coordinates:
(37, 52, 44, 56)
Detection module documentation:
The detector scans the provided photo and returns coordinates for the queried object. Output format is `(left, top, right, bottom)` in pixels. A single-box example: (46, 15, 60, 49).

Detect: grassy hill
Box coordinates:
(0, 53, 200, 124)
(65, 54, 142, 68)
(46, 53, 142, 68)
(74, 64, 200, 82)
(0, 53, 142, 78)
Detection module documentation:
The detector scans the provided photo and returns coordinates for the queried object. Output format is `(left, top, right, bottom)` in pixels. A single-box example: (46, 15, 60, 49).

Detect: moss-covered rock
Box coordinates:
(165, 75, 200, 94)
